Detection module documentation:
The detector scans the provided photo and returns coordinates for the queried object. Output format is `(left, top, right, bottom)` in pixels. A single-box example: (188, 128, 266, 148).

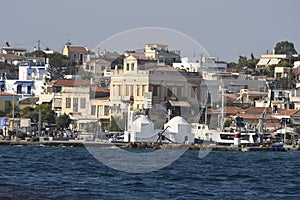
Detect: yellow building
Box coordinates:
(40, 80, 110, 131)
(0, 92, 19, 115)
(110, 54, 202, 121)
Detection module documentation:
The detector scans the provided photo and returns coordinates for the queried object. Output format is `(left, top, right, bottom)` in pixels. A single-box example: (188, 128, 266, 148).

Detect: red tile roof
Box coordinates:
(91, 86, 110, 93)
(67, 46, 88, 53)
(276, 109, 300, 116)
(49, 79, 91, 87)
(0, 54, 24, 59)
(237, 113, 278, 120)
(0, 92, 19, 97)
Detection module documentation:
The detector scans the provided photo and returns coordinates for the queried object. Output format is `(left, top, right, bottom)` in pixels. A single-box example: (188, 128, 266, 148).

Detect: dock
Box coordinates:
(0, 139, 298, 152)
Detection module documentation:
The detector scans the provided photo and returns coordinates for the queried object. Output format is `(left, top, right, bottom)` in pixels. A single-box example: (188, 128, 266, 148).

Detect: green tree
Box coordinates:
(47, 53, 73, 81)
(274, 41, 297, 54)
(109, 116, 123, 132)
(56, 113, 71, 129)
(35, 104, 56, 123)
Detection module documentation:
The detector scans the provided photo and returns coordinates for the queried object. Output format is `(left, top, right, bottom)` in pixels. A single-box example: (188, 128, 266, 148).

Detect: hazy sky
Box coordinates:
(1, 0, 299, 62)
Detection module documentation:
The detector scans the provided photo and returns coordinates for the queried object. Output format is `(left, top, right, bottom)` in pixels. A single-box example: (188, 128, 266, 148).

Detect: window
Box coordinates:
(66, 98, 71, 108)
(27, 86, 31, 94)
(86, 65, 89, 70)
(73, 98, 78, 112)
(104, 106, 109, 115)
(152, 85, 158, 97)
(17, 85, 22, 94)
(131, 63, 134, 71)
(80, 98, 86, 109)
(127, 63, 130, 71)
(91, 105, 96, 115)
(79, 53, 83, 62)
(90, 66, 94, 71)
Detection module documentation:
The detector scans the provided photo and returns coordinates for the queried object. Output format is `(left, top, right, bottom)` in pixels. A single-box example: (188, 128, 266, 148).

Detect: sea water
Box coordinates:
(0, 146, 299, 200)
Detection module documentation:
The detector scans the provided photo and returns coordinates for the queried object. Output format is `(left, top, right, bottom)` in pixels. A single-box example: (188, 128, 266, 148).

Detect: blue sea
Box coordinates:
(0, 145, 300, 200)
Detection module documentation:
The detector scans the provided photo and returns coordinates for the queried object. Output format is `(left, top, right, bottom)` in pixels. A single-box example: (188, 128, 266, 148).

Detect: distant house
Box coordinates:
(256, 54, 287, 71)
(83, 59, 111, 76)
(1, 46, 26, 56)
(0, 53, 24, 65)
(62, 45, 88, 66)
(0, 91, 20, 114)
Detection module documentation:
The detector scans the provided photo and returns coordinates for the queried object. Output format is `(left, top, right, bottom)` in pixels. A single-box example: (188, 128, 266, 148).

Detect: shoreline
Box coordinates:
(0, 139, 298, 152)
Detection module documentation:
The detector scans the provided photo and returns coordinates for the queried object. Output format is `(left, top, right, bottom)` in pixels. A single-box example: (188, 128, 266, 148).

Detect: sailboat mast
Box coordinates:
(221, 88, 225, 131)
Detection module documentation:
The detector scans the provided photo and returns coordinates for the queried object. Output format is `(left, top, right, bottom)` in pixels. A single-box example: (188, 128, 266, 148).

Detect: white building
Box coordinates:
(173, 56, 226, 74)
(5, 59, 49, 99)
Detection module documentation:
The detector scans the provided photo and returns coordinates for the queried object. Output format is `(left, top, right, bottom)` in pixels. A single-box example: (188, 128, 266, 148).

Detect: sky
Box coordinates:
(1, 0, 299, 62)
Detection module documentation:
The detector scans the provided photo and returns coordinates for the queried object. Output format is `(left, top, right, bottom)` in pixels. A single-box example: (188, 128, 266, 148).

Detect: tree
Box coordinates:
(34, 104, 56, 124)
(109, 116, 123, 132)
(47, 53, 73, 82)
(274, 41, 297, 54)
(56, 113, 71, 129)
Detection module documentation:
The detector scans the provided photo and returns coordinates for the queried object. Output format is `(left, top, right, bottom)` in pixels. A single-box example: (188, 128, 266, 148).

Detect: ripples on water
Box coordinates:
(0, 146, 300, 200)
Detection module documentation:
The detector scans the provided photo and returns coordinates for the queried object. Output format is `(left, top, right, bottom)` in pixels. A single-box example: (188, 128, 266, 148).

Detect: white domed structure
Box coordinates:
(129, 115, 155, 142)
(164, 116, 193, 144)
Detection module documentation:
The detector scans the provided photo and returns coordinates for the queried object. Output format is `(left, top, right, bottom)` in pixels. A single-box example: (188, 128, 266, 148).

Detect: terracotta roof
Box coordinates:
(95, 96, 110, 100)
(127, 52, 146, 58)
(67, 46, 88, 53)
(91, 86, 110, 93)
(213, 106, 244, 115)
(48, 79, 91, 87)
(276, 109, 300, 116)
(237, 113, 278, 120)
(0, 54, 24, 59)
(242, 107, 281, 114)
(0, 92, 19, 97)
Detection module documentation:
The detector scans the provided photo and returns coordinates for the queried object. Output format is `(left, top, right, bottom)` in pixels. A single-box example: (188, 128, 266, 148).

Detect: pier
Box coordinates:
(0, 139, 299, 152)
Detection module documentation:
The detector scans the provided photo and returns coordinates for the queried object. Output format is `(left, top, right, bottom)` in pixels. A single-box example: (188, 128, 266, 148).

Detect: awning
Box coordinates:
(257, 58, 270, 66)
(28, 68, 35, 73)
(268, 59, 280, 65)
(22, 82, 33, 86)
(38, 68, 45, 74)
(169, 100, 190, 107)
(38, 95, 54, 105)
(14, 81, 23, 85)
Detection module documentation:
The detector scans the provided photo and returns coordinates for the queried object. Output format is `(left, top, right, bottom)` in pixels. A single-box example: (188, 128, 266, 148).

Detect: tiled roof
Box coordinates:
(67, 46, 88, 53)
(0, 92, 19, 97)
(237, 113, 278, 120)
(49, 79, 91, 87)
(0, 54, 24, 59)
(242, 107, 280, 114)
(276, 109, 300, 116)
(91, 86, 110, 93)
(213, 106, 244, 115)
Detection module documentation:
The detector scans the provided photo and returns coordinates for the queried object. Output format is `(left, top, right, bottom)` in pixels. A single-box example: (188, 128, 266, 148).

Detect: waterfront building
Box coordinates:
(110, 52, 202, 124)
(40, 79, 110, 131)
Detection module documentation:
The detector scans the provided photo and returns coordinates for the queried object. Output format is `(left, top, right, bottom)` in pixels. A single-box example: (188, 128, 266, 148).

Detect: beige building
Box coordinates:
(40, 79, 110, 131)
(110, 53, 202, 122)
(62, 45, 88, 66)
